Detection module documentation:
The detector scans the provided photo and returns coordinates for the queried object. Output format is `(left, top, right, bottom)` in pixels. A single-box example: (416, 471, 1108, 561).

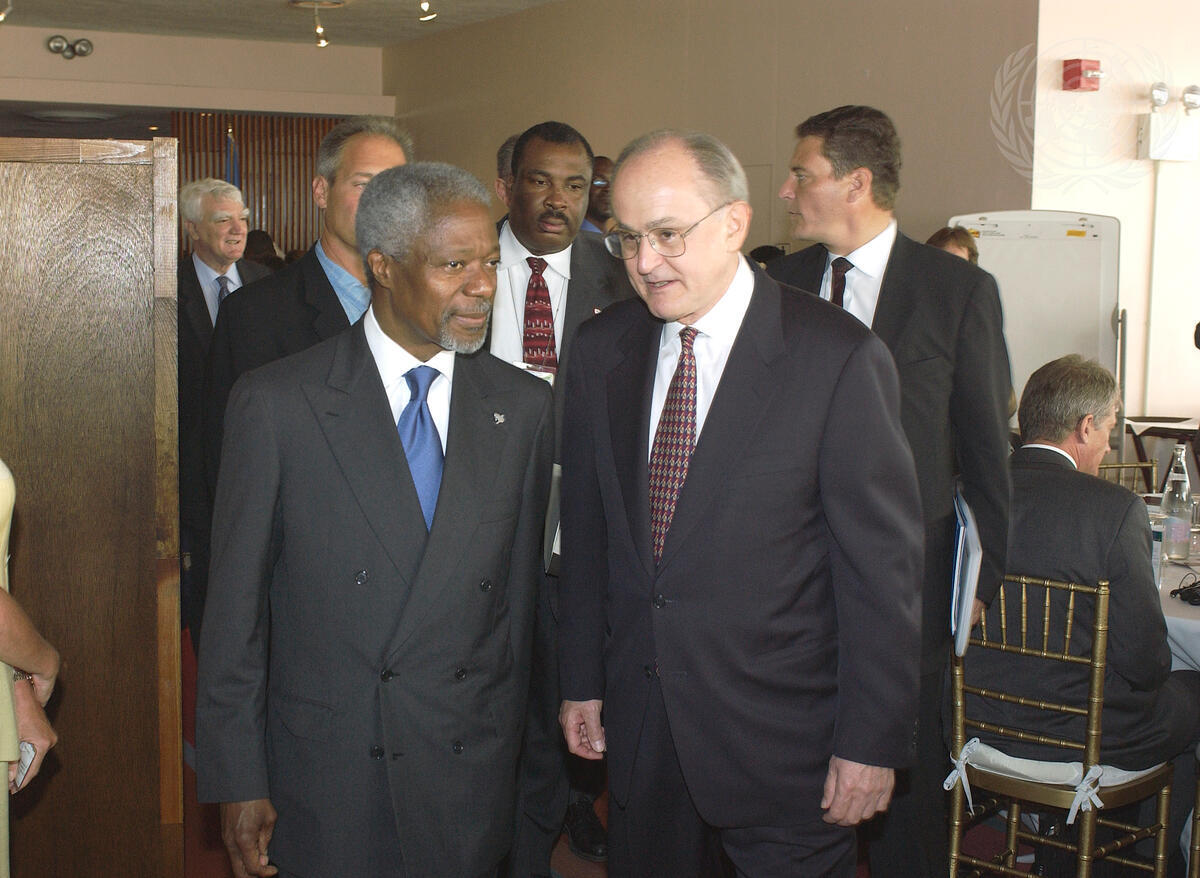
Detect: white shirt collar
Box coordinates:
(498, 220, 573, 279)
(1022, 443, 1078, 468)
(830, 219, 897, 280)
(363, 306, 456, 399)
(665, 254, 755, 347)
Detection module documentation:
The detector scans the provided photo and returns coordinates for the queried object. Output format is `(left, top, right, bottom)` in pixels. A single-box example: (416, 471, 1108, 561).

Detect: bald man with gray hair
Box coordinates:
(198, 161, 554, 878)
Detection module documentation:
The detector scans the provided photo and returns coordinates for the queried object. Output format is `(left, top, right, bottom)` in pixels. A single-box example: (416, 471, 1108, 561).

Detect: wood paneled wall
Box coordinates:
(171, 112, 344, 254)
(0, 137, 181, 877)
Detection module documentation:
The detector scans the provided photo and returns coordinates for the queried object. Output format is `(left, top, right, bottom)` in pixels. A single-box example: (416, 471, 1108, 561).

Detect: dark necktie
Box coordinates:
(829, 257, 853, 308)
(216, 274, 232, 305)
(522, 257, 558, 373)
(648, 326, 698, 564)
(397, 365, 443, 531)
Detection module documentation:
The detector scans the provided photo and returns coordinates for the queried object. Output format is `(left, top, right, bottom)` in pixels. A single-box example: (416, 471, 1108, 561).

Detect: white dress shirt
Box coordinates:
(363, 306, 456, 454)
(491, 220, 572, 365)
(192, 252, 246, 326)
(648, 256, 756, 458)
(820, 219, 897, 328)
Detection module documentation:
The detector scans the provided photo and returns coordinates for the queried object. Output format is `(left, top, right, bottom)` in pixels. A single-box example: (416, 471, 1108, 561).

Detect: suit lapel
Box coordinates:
(870, 233, 917, 355)
(607, 315, 659, 577)
(179, 259, 215, 352)
(304, 325, 427, 588)
(300, 248, 354, 342)
(561, 240, 608, 370)
(656, 272, 785, 570)
(390, 355, 509, 648)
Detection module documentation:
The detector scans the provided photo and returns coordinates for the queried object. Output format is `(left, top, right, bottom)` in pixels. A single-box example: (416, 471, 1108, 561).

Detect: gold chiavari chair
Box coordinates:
(1098, 460, 1158, 494)
(947, 574, 1174, 877)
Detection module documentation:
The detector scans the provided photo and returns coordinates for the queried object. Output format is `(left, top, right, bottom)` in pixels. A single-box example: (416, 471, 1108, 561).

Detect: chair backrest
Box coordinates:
(953, 574, 1111, 769)
(1098, 460, 1157, 494)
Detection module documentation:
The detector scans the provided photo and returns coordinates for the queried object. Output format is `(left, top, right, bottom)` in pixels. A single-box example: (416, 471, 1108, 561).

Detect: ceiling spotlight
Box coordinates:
(1183, 85, 1200, 114)
(419, 1, 437, 21)
(47, 34, 68, 53)
(0, 2, 13, 24)
(73, 38, 92, 57)
(287, 0, 343, 45)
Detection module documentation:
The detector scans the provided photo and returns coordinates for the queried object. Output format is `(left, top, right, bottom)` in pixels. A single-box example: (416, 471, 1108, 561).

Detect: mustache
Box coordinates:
(451, 301, 492, 317)
(538, 209, 568, 224)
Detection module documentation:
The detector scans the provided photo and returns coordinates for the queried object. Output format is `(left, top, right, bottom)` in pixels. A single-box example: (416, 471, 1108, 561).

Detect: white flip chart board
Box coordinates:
(946, 210, 1120, 418)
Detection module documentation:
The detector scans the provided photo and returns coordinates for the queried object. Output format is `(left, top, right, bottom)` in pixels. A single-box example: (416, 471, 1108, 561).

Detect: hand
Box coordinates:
(559, 699, 605, 760)
(220, 799, 279, 878)
(820, 756, 894, 826)
(9, 679, 56, 793)
(970, 598, 987, 628)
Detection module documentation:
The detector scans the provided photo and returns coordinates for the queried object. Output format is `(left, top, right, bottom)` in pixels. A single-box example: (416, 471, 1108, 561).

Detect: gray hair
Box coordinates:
(179, 178, 244, 224)
(613, 129, 750, 207)
(1018, 355, 1119, 444)
(356, 162, 491, 287)
(317, 116, 414, 183)
(496, 133, 520, 180)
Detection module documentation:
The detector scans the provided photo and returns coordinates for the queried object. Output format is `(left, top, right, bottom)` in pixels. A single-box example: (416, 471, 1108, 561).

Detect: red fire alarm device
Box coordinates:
(1063, 59, 1102, 91)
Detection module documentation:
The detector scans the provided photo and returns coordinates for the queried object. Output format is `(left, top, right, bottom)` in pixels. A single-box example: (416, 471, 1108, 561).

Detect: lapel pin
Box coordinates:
(593, 307, 602, 314)
(493, 412, 505, 425)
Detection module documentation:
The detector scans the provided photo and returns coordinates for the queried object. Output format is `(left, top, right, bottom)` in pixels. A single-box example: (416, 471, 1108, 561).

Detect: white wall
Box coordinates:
(0, 25, 394, 116)
(1032, 1, 1200, 415)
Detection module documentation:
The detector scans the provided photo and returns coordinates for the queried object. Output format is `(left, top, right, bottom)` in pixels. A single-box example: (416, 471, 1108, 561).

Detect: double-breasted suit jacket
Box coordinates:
(557, 265, 925, 826)
(769, 234, 1011, 670)
(197, 323, 553, 877)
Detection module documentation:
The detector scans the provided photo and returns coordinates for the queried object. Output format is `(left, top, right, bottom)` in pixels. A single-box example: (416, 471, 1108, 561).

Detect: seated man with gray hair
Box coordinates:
(966, 354, 1200, 875)
(198, 162, 553, 878)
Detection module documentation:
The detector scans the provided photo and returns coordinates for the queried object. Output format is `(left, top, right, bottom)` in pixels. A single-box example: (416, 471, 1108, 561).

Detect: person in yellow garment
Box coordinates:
(0, 459, 61, 878)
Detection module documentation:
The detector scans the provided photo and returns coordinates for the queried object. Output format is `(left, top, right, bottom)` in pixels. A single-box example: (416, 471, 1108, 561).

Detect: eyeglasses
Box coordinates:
(591, 178, 610, 188)
(1170, 572, 1200, 605)
(603, 202, 731, 260)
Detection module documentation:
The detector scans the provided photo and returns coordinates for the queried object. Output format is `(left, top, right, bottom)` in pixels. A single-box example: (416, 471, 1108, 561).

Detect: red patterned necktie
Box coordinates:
(649, 325, 698, 564)
(523, 257, 558, 373)
(829, 256, 853, 308)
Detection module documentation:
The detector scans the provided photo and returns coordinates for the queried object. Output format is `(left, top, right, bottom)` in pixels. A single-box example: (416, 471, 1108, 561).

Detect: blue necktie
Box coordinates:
(397, 365, 443, 530)
(216, 275, 232, 304)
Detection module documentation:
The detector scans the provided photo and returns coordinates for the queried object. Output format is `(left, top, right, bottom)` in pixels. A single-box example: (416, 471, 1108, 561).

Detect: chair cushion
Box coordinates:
(967, 740, 1162, 787)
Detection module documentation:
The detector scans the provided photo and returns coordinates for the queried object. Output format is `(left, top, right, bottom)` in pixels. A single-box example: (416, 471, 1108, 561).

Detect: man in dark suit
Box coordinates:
(494, 121, 634, 875)
(968, 355, 1200, 876)
(177, 178, 270, 642)
(557, 129, 924, 877)
(197, 162, 553, 878)
(767, 105, 1012, 878)
(203, 116, 411, 495)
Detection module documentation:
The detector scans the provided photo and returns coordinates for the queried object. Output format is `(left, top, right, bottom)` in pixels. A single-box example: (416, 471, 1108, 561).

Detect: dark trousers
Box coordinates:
(866, 665, 948, 878)
(608, 680, 855, 878)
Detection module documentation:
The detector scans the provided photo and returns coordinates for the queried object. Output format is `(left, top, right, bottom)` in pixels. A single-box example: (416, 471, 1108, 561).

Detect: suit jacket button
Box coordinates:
(355, 569, 368, 585)
(452, 740, 464, 754)
(380, 669, 394, 681)
(653, 593, 667, 609)
(479, 579, 492, 592)
(454, 667, 467, 680)
(369, 745, 385, 759)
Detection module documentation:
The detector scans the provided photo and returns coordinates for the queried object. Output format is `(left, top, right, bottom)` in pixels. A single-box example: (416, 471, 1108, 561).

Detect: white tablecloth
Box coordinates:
(1160, 560, 1200, 671)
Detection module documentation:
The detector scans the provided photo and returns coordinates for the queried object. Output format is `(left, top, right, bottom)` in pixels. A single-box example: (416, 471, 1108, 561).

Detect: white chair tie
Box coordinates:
(1067, 764, 1104, 824)
(944, 737, 984, 814)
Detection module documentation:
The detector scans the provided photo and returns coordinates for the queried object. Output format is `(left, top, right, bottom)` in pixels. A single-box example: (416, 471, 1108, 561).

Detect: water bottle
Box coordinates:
(1151, 520, 1165, 586)
(1162, 444, 1192, 561)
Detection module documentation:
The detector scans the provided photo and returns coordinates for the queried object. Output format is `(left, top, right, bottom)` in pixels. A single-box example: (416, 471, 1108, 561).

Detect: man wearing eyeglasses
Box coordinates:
(557, 129, 924, 877)
(493, 122, 633, 877)
(968, 355, 1200, 877)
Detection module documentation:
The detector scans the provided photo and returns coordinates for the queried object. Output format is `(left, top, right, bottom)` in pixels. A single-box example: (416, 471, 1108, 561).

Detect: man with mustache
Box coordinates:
(492, 121, 633, 875)
(197, 162, 553, 878)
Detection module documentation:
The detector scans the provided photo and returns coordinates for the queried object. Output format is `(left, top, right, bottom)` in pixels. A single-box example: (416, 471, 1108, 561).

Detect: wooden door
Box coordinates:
(0, 138, 182, 877)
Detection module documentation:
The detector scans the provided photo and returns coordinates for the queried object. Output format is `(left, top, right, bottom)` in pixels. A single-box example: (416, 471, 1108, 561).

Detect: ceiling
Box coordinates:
(0, 0, 556, 47)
